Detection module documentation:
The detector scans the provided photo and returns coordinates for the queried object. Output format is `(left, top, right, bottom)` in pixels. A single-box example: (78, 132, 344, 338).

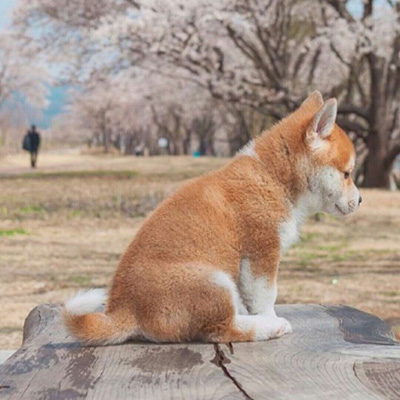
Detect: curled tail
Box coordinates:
(63, 289, 135, 345)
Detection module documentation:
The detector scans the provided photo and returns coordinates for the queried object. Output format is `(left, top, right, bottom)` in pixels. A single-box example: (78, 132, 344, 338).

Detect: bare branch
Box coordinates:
(338, 105, 369, 121)
(324, 0, 355, 22)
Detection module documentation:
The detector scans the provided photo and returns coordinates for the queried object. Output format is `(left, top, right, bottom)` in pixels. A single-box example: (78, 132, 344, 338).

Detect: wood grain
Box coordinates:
(355, 360, 400, 400)
(0, 304, 399, 400)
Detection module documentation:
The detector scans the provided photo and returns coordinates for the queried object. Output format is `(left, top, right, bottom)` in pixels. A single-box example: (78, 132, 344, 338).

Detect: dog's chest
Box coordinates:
(278, 195, 313, 254)
(279, 204, 307, 253)
(279, 216, 300, 254)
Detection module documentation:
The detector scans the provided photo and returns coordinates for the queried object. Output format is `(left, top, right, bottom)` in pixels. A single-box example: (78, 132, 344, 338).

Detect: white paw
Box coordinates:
(270, 317, 292, 338)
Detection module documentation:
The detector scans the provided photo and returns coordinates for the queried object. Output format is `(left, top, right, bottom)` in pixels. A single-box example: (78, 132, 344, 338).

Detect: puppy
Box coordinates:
(63, 91, 361, 344)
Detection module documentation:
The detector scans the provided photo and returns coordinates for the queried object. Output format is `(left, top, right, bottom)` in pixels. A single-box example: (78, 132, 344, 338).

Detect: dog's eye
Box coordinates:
(344, 172, 350, 179)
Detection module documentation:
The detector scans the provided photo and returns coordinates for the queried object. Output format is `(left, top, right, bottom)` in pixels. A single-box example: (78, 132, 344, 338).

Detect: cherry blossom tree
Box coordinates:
(13, 0, 400, 187)
(63, 70, 222, 155)
(130, 0, 400, 187)
(314, 0, 400, 188)
(0, 30, 49, 110)
(0, 30, 50, 149)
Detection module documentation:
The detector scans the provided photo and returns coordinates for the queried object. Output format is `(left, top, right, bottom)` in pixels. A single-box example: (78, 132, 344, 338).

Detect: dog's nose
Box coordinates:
(359, 196, 362, 204)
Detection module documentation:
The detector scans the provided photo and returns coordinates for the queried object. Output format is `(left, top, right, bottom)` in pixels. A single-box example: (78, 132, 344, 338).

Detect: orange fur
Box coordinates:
(63, 91, 360, 344)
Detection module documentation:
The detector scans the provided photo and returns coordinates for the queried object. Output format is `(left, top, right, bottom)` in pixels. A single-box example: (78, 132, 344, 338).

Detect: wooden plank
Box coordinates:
(0, 305, 240, 400)
(0, 304, 399, 400)
(212, 305, 400, 400)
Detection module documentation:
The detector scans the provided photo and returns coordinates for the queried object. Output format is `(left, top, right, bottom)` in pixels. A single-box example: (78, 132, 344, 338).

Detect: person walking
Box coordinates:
(23, 125, 41, 168)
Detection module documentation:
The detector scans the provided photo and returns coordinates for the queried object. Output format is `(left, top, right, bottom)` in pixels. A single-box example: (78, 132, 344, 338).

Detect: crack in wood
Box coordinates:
(90, 357, 108, 391)
(352, 361, 358, 379)
(211, 344, 254, 400)
(226, 342, 234, 355)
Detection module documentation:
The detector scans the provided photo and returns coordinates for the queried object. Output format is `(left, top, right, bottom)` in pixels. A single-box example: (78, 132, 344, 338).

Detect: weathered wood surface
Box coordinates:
(0, 304, 399, 400)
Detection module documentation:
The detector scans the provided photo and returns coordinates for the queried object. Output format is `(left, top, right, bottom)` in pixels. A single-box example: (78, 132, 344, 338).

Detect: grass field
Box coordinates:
(0, 151, 399, 349)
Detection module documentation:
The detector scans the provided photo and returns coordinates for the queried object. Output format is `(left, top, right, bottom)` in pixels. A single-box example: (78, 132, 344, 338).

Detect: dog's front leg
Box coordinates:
(238, 257, 278, 316)
(238, 257, 292, 334)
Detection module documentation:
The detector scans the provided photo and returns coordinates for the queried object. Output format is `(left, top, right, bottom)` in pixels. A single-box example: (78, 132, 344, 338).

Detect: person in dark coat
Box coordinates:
(24, 125, 41, 168)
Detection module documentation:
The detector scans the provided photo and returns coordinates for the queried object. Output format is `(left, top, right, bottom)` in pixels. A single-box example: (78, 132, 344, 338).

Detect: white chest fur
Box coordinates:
(279, 194, 318, 254)
(279, 215, 301, 254)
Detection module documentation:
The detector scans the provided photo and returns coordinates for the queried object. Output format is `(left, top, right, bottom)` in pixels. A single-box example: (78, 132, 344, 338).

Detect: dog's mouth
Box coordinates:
(335, 203, 347, 215)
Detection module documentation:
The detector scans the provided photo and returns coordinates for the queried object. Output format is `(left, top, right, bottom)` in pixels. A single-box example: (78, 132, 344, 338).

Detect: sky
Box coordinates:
(0, 2, 13, 28)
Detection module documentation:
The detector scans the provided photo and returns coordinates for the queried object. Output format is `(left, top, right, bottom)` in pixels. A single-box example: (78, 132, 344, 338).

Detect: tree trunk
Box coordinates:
(362, 54, 393, 189)
(363, 158, 392, 188)
(103, 130, 110, 153)
(176, 140, 185, 155)
(207, 138, 216, 156)
(362, 133, 392, 188)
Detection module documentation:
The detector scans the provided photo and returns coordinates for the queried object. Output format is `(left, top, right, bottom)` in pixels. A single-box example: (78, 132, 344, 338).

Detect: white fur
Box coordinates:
(279, 214, 301, 254)
(234, 315, 292, 340)
(211, 269, 291, 340)
(65, 289, 139, 345)
(312, 99, 337, 138)
(238, 259, 277, 316)
(309, 135, 329, 152)
(307, 99, 337, 152)
(279, 192, 320, 254)
(279, 166, 349, 251)
(280, 163, 361, 248)
(210, 270, 248, 315)
(314, 166, 360, 217)
(237, 260, 292, 339)
(237, 140, 258, 159)
(280, 163, 361, 253)
(237, 258, 293, 338)
(65, 288, 107, 316)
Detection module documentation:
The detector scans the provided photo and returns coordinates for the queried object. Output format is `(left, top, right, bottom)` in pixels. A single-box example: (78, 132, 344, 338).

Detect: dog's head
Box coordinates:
(300, 91, 361, 217)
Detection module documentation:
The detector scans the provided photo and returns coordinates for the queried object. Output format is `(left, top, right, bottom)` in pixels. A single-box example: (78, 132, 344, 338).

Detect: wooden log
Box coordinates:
(0, 304, 399, 400)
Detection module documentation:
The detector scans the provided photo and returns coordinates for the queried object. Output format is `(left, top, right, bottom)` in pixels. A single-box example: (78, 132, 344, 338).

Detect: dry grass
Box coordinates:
(0, 151, 399, 348)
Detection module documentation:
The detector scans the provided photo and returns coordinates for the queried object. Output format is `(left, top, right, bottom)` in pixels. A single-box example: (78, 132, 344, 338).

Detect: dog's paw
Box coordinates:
(269, 317, 292, 338)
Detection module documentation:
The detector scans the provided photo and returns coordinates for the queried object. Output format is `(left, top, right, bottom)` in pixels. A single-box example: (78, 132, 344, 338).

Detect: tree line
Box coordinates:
(3, 0, 400, 188)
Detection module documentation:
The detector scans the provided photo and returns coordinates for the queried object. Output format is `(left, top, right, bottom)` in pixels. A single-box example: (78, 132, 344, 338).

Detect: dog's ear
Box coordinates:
(300, 90, 324, 114)
(307, 98, 337, 144)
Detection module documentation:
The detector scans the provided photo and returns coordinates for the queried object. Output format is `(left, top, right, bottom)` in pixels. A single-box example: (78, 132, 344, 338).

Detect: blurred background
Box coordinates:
(0, 0, 399, 352)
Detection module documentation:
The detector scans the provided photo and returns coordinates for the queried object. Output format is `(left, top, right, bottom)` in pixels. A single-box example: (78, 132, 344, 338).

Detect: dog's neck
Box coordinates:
(253, 118, 311, 207)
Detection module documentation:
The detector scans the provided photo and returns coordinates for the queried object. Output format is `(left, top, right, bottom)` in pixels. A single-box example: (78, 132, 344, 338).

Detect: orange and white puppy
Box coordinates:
(63, 91, 361, 345)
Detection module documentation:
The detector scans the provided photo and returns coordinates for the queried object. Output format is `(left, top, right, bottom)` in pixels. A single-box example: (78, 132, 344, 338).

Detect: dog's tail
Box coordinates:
(62, 289, 135, 345)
